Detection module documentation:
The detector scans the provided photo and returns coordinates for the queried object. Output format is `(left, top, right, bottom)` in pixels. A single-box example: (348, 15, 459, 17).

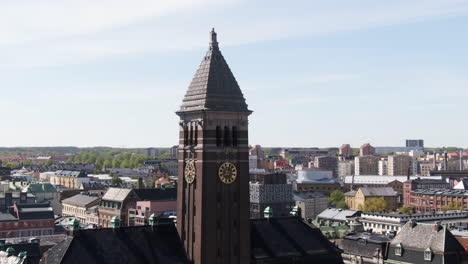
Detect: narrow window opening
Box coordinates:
(232, 126, 238, 146)
(184, 125, 188, 146)
(189, 123, 194, 146)
(194, 124, 198, 146)
(224, 126, 230, 146)
(216, 126, 222, 146)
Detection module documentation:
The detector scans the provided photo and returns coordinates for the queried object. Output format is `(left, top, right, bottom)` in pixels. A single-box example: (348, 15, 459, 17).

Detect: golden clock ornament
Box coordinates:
(218, 162, 237, 184)
(185, 161, 196, 184)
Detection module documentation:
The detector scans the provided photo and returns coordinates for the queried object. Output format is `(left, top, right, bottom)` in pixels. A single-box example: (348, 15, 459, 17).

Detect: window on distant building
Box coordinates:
(424, 248, 432, 261)
(395, 244, 403, 256)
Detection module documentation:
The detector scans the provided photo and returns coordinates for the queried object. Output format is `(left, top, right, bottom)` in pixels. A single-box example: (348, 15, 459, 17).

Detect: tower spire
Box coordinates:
(210, 28, 218, 49)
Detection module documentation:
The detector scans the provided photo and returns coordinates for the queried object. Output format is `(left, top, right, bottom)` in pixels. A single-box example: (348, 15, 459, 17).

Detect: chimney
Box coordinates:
(444, 151, 448, 171)
(137, 177, 143, 189)
(434, 222, 442, 232)
(407, 167, 410, 181)
(433, 152, 437, 171)
(408, 219, 416, 228)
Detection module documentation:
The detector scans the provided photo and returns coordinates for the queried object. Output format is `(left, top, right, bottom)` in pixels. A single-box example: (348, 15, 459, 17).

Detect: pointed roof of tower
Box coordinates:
(178, 29, 250, 113)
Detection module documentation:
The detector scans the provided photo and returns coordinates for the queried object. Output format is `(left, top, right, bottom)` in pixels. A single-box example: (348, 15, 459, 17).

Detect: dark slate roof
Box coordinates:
(391, 222, 464, 254)
(360, 187, 397, 197)
(55, 171, 87, 178)
(28, 183, 58, 193)
(17, 204, 54, 220)
(133, 188, 177, 202)
(250, 217, 343, 263)
(61, 194, 100, 207)
(178, 29, 250, 113)
(80, 182, 106, 190)
(341, 233, 389, 258)
(40, 224, 189, 264)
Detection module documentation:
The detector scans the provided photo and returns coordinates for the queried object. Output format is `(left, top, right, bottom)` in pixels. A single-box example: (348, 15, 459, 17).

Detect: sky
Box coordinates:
(1, 0, 468, 148)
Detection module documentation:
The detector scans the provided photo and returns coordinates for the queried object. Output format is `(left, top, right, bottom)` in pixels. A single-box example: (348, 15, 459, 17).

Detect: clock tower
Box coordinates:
(176, 29, 251, 264)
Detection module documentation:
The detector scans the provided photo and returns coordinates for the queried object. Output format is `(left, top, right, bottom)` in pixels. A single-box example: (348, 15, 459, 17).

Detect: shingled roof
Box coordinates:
(62, 194, 100, 207)
(178, 29, 250, 113)
(360, 187, 397, 197)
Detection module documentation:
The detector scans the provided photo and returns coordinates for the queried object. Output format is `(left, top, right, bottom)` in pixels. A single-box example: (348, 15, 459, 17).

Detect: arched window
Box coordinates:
(216, 126, 222, 146)
(224, 126, 230, 146)
(232, 127, 238, 146)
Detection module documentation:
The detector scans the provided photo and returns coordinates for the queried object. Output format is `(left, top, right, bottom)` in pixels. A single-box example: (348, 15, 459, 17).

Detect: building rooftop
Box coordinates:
(250, 217, 343, 263)
(101, 188, 132, 202)
(390, 222, 464, 254)
(343, 175, 443, 185)
(317, 208, 359, 222)
(55, 170, 87, 178)
(412, 188, 468, 196)
(133, 188, 177, 202)
(62, 194, 100, 207)
(178, 29, 249, 113)
(360, 187, 397, 197)
(40, 224, 190, 264)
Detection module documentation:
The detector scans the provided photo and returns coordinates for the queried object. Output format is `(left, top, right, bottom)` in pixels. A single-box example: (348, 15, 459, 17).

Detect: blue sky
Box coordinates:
(1, 0, 468, 148)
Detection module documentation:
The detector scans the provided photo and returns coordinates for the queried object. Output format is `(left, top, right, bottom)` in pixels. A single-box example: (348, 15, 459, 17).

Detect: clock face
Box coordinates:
(184, 161, 196, 184)
(218, 162, 237, 184)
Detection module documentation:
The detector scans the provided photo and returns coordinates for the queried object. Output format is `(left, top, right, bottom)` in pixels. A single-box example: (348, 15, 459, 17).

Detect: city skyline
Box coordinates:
(2, 0, 468, 148)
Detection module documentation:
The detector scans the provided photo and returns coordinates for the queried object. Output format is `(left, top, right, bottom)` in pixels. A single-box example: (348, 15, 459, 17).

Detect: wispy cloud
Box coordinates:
(2, 0, 468, 68)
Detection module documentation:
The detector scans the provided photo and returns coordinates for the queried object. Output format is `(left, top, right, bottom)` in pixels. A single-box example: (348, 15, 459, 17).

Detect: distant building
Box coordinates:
(355, 155, 379, 175)
(314, 156, 338, 177)
(406, 139, 424, 148)
(294, 192, 328, 220)
(316, 208, 360, 225)
(0, 193, 35, 212)
(337, 161, 354, 179)
(388, 154, 412, 176)
(403, 178, 450, 206)
(339, 144, 353, 158)
(128, 199, 177, 226)
(360, 211, 468, 235)
(0, 203, 55, 238)
(249, 145, 265, 158)
(344, 187, 398, 211)
(249, 155, 258, 170)
(99, 187, 177, 228)
(407, 189, 468, 213)
(249, 173, 293, 218)
(378, 159, 388, 176)
(340, 233, 389, 264)
(62, 194, 101, 225)
(49, 170, 90, 189)
(27, 183, 61, 214)
(170, 145, 178, 159)
(387, 221, 465, 264)
(420, 162, 435, 176)
(360, 143, 375, 156)
(144, 148, 159, 157)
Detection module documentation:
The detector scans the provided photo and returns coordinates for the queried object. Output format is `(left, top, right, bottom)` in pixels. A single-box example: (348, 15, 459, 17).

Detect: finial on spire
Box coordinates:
(210, 28, 218, 48)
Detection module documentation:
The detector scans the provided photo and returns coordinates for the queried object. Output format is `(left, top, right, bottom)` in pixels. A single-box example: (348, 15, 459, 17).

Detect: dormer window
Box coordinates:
(395, 243, 403, 256)
(424, 248, 432, 261)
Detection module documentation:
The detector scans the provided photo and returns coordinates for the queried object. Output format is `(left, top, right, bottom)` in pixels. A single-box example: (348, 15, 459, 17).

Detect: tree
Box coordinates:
(103, 160, 112, 170)
(336, 200, 348, 209)
(111, 176, 123, 186)
(45, 159, 53, 166)
(398, 206, 411, 214)
(360, 197, 388, 212)
(328, 190, 345, 204)
(442, 201, 463, 211)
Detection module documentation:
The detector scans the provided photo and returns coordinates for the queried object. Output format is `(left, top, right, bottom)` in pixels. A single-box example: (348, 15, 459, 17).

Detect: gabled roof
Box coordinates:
(40, 224, 189, 264)
(390, 222, 465, 254)
(359, 187, 396, 197)
(55, 170, 87, 178)
(178, 29, 250, 113)
(62, 194, 100, 207)
(101, 188, 132, 202)
(28, 183, 58, 193)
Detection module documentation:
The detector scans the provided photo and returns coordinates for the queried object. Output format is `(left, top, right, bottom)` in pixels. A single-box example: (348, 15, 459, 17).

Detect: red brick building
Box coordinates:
(407, 189, 468, 213)
(0, 203, 55, 238)
(403, 178, 450, 206)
